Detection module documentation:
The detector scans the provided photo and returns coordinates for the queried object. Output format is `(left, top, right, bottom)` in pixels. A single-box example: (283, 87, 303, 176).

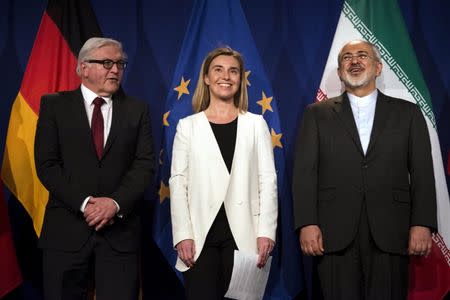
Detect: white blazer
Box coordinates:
(170, 111, 278, 272)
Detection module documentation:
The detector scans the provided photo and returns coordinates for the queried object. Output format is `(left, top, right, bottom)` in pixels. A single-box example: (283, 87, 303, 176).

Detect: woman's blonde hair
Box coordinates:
(192, 47, 248, 113)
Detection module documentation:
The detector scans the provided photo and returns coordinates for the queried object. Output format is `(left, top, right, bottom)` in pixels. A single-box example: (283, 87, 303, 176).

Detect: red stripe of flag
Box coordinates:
(447, 150, 449, 176)
(0, 180, 22, 298)
(21, 11, 79, 115)
(409, 234, 450, 300)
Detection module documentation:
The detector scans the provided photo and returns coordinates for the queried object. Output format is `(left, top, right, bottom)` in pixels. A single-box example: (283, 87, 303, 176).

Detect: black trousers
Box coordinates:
(183, 204, 238, 300)
(317, 202, 409, 300)
(43, 232, 138, 300)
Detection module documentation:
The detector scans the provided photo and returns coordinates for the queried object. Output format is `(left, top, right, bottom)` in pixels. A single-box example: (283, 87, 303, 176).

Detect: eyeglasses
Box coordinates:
(340, 53, 377, 63)
(85, 59, 127, 70)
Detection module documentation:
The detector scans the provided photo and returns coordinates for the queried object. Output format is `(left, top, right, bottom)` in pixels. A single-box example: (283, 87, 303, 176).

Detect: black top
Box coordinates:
(209, 117, 238, 173)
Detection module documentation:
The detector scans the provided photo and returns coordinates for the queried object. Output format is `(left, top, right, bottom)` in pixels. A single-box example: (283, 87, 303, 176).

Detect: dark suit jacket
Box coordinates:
(35, 87, 155, 252)
(293, 91, 437, 255)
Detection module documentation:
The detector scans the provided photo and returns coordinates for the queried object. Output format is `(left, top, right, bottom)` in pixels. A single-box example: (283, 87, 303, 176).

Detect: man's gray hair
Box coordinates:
(76, 37, 128, 75)
(337, 40, 382, 65)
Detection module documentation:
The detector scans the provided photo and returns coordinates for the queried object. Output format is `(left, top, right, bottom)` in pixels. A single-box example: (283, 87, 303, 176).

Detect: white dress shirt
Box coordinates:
(348, 89, 377, 155)
(79, 84, 119, 214)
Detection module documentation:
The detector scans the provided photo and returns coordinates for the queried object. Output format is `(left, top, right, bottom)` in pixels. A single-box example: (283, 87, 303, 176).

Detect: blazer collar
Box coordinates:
(199, 111, 250, 206)
(199, 111, 242, 178)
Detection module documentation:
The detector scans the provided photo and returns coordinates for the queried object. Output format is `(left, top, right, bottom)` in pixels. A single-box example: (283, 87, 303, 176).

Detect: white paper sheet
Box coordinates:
(224, 250, 272, 300)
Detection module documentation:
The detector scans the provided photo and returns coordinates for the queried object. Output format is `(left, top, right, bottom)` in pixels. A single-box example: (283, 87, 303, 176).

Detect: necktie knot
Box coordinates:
(93, 97, 105, 107)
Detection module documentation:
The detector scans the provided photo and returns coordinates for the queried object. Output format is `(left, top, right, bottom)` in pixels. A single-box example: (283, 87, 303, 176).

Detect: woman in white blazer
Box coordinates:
(170, 47, 278, 300)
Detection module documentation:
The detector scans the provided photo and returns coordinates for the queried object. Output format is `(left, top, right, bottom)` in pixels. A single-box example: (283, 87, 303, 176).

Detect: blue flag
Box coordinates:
(153, 0, 304, 298)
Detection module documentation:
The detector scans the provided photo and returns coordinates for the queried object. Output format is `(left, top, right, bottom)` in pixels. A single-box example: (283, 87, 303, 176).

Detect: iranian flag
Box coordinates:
(317, 1, 450, 299)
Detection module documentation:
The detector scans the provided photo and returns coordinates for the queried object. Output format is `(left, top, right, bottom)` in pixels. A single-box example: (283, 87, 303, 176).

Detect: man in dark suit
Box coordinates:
(292, 40, 437, 299)
(35, 37, 155, 300)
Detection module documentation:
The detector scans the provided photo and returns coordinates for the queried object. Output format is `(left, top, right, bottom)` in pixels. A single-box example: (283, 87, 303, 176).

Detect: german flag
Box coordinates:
(1, 0, 102, 236)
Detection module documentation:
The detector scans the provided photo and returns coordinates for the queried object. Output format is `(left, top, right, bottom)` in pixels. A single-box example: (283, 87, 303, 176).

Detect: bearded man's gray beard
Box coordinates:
(340, 72, 371, 88)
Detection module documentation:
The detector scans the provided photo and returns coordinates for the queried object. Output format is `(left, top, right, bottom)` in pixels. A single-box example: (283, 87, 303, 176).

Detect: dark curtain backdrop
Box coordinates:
(1, 0, 449, 299)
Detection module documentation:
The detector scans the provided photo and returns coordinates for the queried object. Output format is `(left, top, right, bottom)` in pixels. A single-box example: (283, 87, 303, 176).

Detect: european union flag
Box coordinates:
(153, 0, 304, 298)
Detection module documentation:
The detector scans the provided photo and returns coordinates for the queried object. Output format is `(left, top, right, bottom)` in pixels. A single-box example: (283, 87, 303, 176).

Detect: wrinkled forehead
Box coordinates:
(340, 41, 373, 56)
(89, 45, 123, 58)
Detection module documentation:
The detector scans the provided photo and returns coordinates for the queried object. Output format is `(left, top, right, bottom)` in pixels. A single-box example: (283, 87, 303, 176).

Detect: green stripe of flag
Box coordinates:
(344, 0, 435, 127)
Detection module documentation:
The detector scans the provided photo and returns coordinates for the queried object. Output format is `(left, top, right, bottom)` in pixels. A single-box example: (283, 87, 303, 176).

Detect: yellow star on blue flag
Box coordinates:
(257, 91, 273, 114)
(271, 128, 283, 148)
(173, 76, 190, 100)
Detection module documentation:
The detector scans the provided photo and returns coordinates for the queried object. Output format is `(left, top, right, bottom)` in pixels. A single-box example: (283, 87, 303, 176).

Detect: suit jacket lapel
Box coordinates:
(366, 91, 391, 156)
(222, 112, 246, 206)
(70, 88, 98, 157)
(103, 93, 124, 158)
(227, 112, 245, 180)
(332, 94, 364, 156)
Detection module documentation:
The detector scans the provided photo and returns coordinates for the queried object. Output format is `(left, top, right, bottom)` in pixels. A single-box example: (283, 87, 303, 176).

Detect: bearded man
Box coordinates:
(292, 40, 437, 300)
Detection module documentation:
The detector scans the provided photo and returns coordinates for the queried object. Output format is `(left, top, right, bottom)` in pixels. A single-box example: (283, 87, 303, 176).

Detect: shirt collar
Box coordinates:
(81, 84, 112, 106)
(347, 89, 378, 107)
